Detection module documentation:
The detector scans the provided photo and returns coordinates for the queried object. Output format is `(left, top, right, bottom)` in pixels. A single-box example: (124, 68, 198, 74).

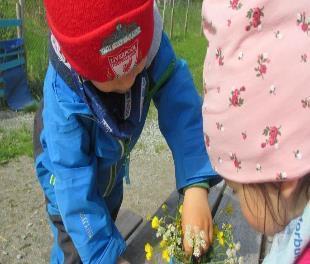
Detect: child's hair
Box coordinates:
(242, 175, 310, 232)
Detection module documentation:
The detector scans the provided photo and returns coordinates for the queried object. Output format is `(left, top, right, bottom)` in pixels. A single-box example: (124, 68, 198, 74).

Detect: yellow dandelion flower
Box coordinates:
(213, 224, 219, 237)
(160, 240, 166, 248)
(217, 231, 225, 246)
(162, 248, 170, 262)
(146, 252, 152, 261)
(161, 203, 167, 210)
(145, 243, 153, 261)
(151, 216, 160, 229)
(178, 205, 183, 215)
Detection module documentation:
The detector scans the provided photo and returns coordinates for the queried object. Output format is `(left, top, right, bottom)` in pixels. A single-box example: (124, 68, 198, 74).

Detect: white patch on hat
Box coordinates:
(51, 34, 71, 69)
(108, 41, 138, 77)
(100, 23, 141, 55)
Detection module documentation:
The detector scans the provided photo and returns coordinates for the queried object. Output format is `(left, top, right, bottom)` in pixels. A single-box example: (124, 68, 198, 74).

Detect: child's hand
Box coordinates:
(182, 187, 213, 257)
(117, 257, 130, 264)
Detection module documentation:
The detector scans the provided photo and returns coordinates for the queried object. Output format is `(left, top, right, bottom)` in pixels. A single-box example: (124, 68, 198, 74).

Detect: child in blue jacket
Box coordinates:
(33, 0, 220, 263)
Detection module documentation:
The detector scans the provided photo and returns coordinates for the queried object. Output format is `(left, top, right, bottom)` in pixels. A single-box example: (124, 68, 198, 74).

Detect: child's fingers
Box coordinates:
(183, 234, 193, 255)
(183, 226, 211, 257)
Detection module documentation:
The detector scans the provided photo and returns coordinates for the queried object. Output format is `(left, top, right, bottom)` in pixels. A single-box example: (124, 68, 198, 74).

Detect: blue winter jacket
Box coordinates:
(35, 32, 219, 263)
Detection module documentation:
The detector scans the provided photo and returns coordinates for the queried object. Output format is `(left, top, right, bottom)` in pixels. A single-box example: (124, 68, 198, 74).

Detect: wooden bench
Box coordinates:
(116, 182, 272, 263)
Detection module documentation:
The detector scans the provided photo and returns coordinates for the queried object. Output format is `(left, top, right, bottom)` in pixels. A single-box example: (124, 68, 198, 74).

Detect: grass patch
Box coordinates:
(171, 34, 207, 95)
(159, 1, 207, 94)
(0, 126, 33, 164)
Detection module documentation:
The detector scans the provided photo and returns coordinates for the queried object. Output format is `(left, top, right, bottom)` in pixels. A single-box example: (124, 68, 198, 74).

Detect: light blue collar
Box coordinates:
(263, 202, 310, 264)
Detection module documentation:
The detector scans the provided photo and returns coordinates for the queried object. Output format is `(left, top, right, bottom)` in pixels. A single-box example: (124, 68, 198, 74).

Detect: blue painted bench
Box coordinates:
(0, 19, 25, 99)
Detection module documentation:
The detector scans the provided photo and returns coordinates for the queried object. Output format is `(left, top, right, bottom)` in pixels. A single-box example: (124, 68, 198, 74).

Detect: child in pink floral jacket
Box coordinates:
(201, 1, 310, 263)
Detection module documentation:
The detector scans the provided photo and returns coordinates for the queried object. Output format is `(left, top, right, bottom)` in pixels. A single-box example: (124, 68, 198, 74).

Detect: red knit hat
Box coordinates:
(44, 0, 154, 82)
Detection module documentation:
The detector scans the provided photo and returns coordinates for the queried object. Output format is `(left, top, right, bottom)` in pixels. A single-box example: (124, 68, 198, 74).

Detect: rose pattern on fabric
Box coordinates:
(301, 96, 310, 108)
(261, 126, 281, 148)
(245, 7, 264, 31)
(216, 48, 225, 66)
(255, 53, 270, 78)
(216, 122, 225, 131)
(229, 86, 246, 107)
(301, 54, 308, 62)
(297, 12, 310, 35)
(230, 0, 242, 10)
(230, 153, 242, 171)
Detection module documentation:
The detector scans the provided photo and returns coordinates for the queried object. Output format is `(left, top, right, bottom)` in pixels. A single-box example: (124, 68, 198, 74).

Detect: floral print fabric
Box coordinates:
(202, 0, 310, 183)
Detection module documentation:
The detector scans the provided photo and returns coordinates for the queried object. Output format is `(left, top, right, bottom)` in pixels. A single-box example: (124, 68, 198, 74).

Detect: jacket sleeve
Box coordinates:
(43, 65, 126, 263)
(151, 33, 221, 191)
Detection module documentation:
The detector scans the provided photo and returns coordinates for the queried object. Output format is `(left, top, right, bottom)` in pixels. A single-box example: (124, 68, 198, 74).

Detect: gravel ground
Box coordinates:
(0, 111, 175, 264)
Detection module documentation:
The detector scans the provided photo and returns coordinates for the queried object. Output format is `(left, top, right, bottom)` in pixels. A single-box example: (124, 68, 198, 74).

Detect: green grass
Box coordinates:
(172, 35, 207, 94)
(24, 0, 48, 99)
(0, 126, 33, 164)
(159, 1, 207, 94)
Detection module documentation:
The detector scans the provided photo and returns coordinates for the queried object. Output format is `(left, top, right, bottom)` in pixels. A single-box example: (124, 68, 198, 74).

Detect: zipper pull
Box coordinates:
(123, 140, 131, 185)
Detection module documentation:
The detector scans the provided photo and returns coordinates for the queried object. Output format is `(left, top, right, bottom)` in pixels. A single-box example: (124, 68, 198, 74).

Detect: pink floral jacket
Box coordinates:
(202, 0, 310, 183)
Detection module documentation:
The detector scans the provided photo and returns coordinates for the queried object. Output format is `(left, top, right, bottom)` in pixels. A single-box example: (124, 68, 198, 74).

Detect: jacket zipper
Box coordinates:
(103, 164, 117, 197)
(103, 139, 130, 197)
(122, 139, 131, 184)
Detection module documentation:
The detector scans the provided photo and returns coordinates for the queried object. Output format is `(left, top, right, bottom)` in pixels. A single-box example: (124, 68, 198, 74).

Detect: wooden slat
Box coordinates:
(123, 190, 180, 263)
(124, 183, 226, 263)
(115, 209, 143, 241)
(0, 19, 22, 28)
(208, 181, 226, 216)
(0, 57, 25, 71)
(213, 187, 263, 264)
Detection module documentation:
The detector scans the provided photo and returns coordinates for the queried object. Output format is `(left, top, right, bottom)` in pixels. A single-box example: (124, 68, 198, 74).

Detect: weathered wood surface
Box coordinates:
(116, 209, 143, 241)
(121, 183, 271, 264)
(123, 190, 180, 263)
(213, 187, 263, 264)
(123, 183, 226, 263)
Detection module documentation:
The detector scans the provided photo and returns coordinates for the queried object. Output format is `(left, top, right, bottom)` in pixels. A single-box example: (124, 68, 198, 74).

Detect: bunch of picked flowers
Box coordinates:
(144, 203, 244, 264)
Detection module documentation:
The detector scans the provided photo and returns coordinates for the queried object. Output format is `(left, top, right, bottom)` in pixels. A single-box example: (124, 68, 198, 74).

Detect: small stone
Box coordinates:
(16, 254, 23, 259)
(22, 235, 27, 240)
(2, 251, 8, 255)
(27, 223, 33, 228)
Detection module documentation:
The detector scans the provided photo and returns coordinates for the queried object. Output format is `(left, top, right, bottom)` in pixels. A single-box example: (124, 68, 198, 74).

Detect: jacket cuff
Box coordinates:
(183, 180, 210, 194)
(175, 154, 220, 191)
